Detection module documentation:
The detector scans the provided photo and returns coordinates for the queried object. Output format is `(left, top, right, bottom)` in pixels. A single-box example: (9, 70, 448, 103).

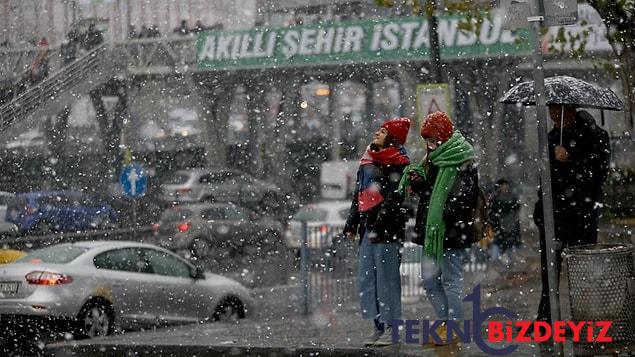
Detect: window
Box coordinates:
(17, 245, 88, 264)
(293, 207, 328, 222)
(143, 249, 192, 278)
(164, 173, 190, 185)
(160, 208, 193, 222)
(201, 205, 249, 221)
(199, 171, 235, 184)
(93, 248, 149, 273)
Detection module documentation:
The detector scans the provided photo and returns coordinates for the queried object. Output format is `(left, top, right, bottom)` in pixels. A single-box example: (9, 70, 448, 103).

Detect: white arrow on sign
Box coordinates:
(128, 168, 138, 196)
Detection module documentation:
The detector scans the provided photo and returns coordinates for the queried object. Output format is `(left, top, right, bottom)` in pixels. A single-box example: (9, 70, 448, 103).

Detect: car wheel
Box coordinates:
(212, 296, 245, 322)
(76, 300, 114, 339)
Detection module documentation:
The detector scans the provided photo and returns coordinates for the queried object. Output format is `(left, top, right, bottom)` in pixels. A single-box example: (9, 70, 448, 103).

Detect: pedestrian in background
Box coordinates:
(344, 117, 411, 347)
(399, 111, 478, 345)
(534, 105, 610, 323)
(30, 37, 49, 84)
(489, 178, 521, 263)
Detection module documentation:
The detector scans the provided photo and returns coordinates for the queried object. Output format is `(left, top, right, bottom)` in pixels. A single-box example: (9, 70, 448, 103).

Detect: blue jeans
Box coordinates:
(421, 248, 466, 321)
(358, 234, 402, 323)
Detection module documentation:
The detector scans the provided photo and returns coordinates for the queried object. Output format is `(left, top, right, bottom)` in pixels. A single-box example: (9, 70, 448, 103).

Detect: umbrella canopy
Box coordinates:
(499, 75, 624, 111)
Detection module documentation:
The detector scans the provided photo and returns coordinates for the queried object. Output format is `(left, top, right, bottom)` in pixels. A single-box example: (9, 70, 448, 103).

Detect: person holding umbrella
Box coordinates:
(500, 75, 617, 324)
(534, 104, 611, 323)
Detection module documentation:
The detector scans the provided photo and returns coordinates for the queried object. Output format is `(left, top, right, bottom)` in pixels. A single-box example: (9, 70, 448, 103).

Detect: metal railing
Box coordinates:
(297, 222, 493, 313)
(298, 222, 429, 314)
(0, 44, 110, 130)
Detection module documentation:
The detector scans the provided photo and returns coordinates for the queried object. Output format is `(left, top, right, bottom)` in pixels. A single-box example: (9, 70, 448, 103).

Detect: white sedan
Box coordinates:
(0, 241, 253, 339)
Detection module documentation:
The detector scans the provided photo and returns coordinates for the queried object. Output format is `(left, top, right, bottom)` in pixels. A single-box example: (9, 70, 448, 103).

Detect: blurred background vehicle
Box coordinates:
(152, 202, 283, 261)
(5, 191, 117, 234)
(159, 168, 290, 215)
(0, 192, 18, 238)
(284, 200, 349, 250)
(0, 241, 252, 341)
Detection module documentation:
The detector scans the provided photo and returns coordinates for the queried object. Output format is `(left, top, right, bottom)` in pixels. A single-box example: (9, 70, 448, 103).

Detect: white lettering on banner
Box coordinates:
(200, 36, 216, 61)
(299, 28, 317, 55)
(230, 35, 241, 59)
(381, 23, 400, 50)
(343, 26, 364, 52)
(315, 28, 335, 54)
(282, 30, 300, 58)
(251, 32, 264, 58)
(400, 22, 419, 49)
(456, 28, 477, 46)
(500, 29, 515, 43)
(333, 27, 345, 53)
(439, 19, 459, 47)
(371, 24, 383, 51)
(412, 22, 430, 49)
(266, 31, 277, 57)
(199, 14, 531, 66)
(216, 35, 232, 59)
(480, 18, 502, 45)
(239, 34, 253, 58)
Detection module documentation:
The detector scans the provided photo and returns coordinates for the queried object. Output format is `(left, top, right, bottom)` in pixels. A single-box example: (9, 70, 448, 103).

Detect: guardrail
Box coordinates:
(0, 44, 108, 130)
(0, 226, 152, 251)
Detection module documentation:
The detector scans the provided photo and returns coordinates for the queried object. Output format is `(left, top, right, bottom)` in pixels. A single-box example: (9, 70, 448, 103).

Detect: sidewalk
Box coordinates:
(47, 248, 564, 356)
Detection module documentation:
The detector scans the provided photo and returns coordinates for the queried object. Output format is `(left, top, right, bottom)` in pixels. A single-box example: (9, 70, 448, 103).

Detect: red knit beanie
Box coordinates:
(380, 117, 410, 145)
(420, 111, 454, 143)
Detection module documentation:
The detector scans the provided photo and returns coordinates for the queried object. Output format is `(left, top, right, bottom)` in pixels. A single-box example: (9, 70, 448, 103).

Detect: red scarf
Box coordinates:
(359, 145, 410, 166)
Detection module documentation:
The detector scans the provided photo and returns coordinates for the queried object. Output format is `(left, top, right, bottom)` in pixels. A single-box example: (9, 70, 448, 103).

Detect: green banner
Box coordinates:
(197, 15, 530, 71)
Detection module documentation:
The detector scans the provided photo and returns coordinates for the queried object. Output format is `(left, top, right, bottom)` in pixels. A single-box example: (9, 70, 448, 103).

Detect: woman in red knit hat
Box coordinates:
(399, 111, 479, 345)
(343, 117, 411, 347)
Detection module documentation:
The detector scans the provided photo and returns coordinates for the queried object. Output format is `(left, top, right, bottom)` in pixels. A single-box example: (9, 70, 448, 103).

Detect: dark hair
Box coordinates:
(496, 178, 510, 186)
(370, 132, 398, 151)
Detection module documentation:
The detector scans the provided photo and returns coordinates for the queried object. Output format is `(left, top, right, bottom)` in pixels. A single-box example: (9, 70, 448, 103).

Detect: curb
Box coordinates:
(47, 343, 426, 357)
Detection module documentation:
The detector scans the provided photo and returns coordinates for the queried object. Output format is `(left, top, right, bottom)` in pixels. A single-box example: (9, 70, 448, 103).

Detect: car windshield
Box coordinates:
(293, 207, 328, 221)
(160, 208, 193, 222)
(164, 174, 190, 185)
(16, 245, 88, 264)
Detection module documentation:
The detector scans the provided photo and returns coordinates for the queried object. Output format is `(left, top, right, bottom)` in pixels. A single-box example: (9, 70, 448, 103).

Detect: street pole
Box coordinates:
(300, 221, 309, 315)
(422, 0, 443, 83)
(528, 1, 563, 355)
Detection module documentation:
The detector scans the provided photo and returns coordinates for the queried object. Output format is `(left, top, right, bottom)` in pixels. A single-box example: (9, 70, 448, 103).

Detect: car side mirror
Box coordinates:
(193, 266, 206, 280)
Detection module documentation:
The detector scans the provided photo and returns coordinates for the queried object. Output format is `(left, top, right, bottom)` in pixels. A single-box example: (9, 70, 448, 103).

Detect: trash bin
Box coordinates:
(564, 243, 635, 355)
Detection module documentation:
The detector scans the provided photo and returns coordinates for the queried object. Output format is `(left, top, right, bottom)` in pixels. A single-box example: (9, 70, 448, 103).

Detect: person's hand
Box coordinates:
(345, 232, 355, 240)
(409, 171, 422, 183)
(555, 146, 569, 163)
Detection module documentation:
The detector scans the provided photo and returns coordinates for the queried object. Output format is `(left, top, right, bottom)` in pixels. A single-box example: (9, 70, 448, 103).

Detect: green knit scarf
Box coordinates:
(399, 131, 474, 262)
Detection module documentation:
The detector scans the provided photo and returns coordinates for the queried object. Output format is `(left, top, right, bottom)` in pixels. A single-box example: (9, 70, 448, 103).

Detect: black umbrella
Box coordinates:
(499, 75, 624, 110)
(500, 75, 624, 144)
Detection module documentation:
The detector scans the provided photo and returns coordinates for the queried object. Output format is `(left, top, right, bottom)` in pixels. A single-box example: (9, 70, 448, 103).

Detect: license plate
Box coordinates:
(0, 282, 19, 294)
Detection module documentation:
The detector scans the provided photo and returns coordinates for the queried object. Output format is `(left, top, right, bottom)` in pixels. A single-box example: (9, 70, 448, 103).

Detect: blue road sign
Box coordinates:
(120, 164, 147, 198)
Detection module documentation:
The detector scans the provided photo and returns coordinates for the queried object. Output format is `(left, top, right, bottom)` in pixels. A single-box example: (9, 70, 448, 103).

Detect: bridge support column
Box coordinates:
(245, 82, 266, 178)
(194, 78, 230, 168)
